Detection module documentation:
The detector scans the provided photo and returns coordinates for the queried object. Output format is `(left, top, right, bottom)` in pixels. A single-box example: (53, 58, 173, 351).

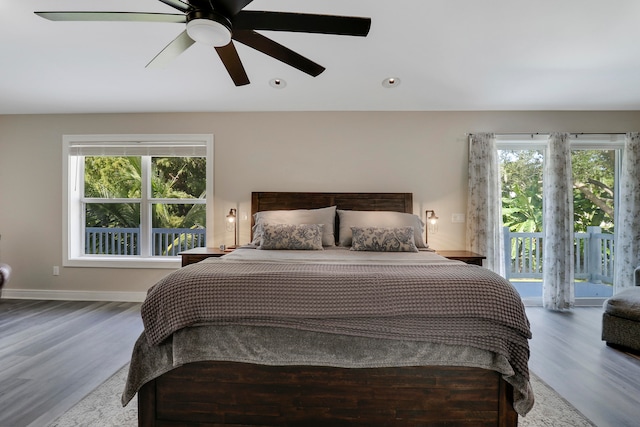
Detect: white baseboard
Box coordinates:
(1, 288, 146, 302)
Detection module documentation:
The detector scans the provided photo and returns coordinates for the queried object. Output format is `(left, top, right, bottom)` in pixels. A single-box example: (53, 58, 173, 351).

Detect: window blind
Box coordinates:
(68, 140, 207, 157)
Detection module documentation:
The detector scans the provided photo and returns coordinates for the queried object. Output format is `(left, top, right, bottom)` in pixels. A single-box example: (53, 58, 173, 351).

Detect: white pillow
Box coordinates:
(252, 206, 336, 246)
(337, 209, 427, 248)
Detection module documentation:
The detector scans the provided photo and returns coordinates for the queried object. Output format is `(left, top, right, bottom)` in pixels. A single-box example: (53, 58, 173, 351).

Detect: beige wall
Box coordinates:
(1, 111, 639, 298)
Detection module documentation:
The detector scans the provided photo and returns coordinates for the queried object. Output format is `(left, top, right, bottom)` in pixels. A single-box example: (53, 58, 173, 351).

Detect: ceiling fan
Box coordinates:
(35, 0, 371, 86)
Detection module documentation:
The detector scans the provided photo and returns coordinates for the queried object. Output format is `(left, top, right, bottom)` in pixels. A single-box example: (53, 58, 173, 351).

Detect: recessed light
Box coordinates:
(269, 78, 287, 89)
(382, 77, 401, 88)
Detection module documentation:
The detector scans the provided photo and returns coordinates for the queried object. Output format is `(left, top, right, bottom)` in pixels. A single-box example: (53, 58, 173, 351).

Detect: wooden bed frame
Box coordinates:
(138, 192, 518, 427)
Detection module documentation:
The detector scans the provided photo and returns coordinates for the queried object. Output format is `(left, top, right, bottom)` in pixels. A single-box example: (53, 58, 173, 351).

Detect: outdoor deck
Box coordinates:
(511, 280, 612, 305)
(513, 280, 613, 298)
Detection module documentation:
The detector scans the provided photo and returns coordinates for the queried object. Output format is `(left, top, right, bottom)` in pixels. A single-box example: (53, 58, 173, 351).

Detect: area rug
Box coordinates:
(49, 365, 595, 427)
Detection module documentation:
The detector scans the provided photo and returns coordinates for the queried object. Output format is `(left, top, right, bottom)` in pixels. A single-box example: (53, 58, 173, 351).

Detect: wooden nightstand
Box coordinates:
(437, 250, 486, 266)
(179, 247, 232, 267)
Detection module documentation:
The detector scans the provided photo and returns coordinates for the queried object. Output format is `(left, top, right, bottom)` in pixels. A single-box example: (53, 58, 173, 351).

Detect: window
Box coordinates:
(63, 134, 213, 268)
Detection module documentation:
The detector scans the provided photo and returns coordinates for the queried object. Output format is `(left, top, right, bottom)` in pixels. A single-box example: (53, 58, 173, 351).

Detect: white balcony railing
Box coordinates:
(503, 226, 614, 284)
(85, 227, 206, 256)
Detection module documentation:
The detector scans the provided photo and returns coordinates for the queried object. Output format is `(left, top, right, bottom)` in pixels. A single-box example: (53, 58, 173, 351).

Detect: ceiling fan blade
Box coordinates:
(35, 11, 186, 23)
(156, 0, 193, 13)
(213, 0, 254, 17)
(233, 11, 371, 36)
(215, 42, 250, 86)
(146, 30, 195, 68)
(233, 30, 325, 77)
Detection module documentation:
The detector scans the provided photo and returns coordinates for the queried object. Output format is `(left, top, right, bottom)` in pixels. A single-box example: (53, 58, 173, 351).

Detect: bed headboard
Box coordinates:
(250, 192, 414, 243)
(251, 192, 413, 217)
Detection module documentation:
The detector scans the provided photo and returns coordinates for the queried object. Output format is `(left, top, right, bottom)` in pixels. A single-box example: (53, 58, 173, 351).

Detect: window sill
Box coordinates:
(64, 256, 181, 269)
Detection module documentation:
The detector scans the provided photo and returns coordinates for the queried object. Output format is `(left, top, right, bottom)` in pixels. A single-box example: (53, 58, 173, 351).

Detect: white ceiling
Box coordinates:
(3, 0, 640, 114)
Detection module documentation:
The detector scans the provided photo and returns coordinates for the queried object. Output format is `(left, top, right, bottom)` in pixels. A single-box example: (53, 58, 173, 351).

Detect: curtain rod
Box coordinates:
(467, 132, 628, 136)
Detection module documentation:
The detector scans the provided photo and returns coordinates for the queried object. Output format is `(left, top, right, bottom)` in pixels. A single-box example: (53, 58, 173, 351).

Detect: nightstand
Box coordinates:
(437, 250, 486, 266)
(179, 247, 231, 267)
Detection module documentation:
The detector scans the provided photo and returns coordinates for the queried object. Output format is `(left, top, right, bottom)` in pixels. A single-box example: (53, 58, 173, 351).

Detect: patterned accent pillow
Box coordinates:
(350, 226, 418, 252)
(251, 206, 336, 247)
(260, 223, 324, 250)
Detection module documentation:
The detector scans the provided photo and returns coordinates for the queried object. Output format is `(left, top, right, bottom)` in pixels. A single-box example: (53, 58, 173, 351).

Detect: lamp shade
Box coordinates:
(425, 210, 439, 243)
(427, 210, 439, 233)
(226, 208, 237, 248)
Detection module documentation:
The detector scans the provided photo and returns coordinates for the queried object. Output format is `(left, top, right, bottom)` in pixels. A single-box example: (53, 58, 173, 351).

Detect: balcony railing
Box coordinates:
(503, 226, 614, 284)
(87, 226, 614, 280)
(85, 227, 206, 256)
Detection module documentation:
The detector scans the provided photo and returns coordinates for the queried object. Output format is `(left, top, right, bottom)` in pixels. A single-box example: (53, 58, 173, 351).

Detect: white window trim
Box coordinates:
(62, 134, 214, 269)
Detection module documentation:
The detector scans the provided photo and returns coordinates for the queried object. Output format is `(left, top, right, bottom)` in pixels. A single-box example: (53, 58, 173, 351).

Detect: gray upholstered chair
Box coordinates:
(602, 266, 640, 353)
(0, 263, 10, 292)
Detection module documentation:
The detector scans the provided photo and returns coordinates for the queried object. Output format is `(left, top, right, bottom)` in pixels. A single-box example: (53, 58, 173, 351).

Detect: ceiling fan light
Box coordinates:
(186, 18, 231, 47)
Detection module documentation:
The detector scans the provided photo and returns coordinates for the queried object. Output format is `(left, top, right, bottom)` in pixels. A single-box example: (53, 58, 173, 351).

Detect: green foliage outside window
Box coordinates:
(571, 150, 615, 233)
(84, 156, 206, 230)
(500, 150, 544, 233)
(500, 149, 615, 234)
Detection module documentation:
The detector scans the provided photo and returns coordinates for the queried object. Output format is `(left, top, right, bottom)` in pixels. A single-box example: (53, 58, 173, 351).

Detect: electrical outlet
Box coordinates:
(53, 266, 60, 276)
(451, 213, 466, 223)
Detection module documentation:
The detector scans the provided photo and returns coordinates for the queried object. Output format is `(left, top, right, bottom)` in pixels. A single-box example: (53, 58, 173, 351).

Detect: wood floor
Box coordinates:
(0, 300, 639, 427)
(0, 299, 143, 427)
(526, 306, 640, 427)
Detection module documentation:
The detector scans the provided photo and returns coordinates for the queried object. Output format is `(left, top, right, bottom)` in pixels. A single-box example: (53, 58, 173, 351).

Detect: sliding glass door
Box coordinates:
(499, 147, 545, 298)
(498, 136, 622, 301)
(571, 148, 618, 297)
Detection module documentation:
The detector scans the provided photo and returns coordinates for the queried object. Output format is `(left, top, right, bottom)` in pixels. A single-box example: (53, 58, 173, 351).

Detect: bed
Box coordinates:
(123, 192, 533, 426)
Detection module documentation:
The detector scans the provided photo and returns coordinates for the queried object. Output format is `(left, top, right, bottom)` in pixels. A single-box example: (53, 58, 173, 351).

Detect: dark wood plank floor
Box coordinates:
(526, 306, 640, 427)
(1, 300, 639, 427)
(0, 299, 143, 427)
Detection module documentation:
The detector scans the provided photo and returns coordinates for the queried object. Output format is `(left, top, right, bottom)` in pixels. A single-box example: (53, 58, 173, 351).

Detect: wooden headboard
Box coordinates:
(251, 192, 413, 217)
(250, 192, 414, 243)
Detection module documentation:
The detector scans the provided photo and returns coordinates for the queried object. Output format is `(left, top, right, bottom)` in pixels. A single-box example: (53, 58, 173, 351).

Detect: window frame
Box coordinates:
(62, 134, 214, 269)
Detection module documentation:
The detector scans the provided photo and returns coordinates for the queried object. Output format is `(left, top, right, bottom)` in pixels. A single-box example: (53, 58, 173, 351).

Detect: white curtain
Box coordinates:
(613, 132, 640, 292)
(466, 133, 505, 276)
(542, 133, 574, 310)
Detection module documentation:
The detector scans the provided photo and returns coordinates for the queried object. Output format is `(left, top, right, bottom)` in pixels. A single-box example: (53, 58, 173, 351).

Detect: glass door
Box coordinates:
(571, 148, 617, 298)
(499, 148, 545, 298)
(499, 136, 623, 302)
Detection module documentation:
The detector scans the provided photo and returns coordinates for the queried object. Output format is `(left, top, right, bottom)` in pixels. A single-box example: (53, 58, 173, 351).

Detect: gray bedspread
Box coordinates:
(124, 248, 534, 415)
(122, 324, 534, 415)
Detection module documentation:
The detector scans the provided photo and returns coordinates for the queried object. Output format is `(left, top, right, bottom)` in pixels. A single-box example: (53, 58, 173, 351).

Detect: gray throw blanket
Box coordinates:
(141, 261, 531, 381)
(122, 324, 534, 415)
